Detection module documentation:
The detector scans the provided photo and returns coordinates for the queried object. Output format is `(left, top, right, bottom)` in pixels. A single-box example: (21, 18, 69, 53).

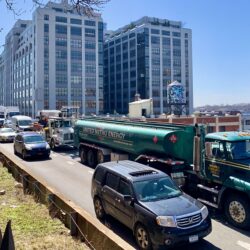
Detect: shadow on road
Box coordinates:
(102, 215, 220, 250)
(209, 208, 250, 238)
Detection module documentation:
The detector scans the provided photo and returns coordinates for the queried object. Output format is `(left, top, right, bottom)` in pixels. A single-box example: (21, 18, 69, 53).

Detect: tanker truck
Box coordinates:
(74, 117, 250, 230)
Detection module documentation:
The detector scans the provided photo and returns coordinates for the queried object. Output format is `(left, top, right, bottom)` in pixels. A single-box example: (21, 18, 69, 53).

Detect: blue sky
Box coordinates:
(1, 0, 250, 107)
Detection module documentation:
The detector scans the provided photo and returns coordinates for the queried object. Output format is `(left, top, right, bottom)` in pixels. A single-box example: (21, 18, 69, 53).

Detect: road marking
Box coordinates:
(67, 161, 75, 165)
(237, 241, 250, 250)
(88, 170, 94, 174)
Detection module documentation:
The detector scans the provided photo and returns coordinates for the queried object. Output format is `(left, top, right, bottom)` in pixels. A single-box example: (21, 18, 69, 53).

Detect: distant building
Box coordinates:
(104, 16, 193, 115)
(241, 113, 250, 131)
(0, 0, 104, 117)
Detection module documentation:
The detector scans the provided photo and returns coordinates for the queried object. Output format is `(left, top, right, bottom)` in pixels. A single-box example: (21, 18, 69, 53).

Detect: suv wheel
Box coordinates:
(135, 224, 152, 250)
(94, 197, 105, 220)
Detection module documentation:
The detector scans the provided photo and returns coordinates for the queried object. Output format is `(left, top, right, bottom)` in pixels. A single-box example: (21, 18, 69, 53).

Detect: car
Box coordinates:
(13, 132, 50, 160)
(4, 119, 12, 128)
(91, 160, 212, 250)
(0, 128, 16, 142)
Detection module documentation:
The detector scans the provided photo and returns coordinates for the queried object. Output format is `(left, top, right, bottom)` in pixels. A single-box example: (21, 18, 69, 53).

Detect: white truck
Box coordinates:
(44, 117, 74, 150)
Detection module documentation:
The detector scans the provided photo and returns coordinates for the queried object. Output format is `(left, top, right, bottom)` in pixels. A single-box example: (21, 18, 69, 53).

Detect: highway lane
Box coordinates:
(0, 143, 250, 250)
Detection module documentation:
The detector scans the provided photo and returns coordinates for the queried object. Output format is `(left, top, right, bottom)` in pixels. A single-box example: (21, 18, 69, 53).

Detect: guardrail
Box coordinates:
(0, 149, 135, 250)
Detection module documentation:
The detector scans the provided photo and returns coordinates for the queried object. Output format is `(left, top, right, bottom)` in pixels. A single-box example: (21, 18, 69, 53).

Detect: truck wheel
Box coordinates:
(87, 149, 96, 168)
(135, 224, 152, 250)
(224, 194, 250, 229)
(50, 139, 56, 151)
(97, 150, 104, 164)
(94, 196, 106, 220)
(80, 148, 87, 164)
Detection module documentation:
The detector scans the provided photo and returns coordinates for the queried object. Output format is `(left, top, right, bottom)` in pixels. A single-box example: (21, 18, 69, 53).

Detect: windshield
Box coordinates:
(55, 120, 71, 128)
(18, 120, 32, 126)
(133, 177, 182, 202)
(24, 135, 45, 144)
(226, 141, 250, 160)
(0, 128, 14, 133)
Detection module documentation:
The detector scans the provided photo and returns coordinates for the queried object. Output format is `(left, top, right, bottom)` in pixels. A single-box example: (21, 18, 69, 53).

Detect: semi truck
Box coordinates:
(74, 117, 250, 230)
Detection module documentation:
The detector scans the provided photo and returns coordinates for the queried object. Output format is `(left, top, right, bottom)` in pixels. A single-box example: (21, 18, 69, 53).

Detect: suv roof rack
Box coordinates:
(129, 170, 158, 177)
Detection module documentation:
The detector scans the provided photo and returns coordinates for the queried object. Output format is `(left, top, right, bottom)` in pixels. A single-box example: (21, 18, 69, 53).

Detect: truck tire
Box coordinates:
(97, 150, 104, 164)
(224, 194, 250, 229)
(50, 139, 56, 151)
(135, 223, 152, 250)
(80, 148, 87, 164)
(87, 149, 96, 168)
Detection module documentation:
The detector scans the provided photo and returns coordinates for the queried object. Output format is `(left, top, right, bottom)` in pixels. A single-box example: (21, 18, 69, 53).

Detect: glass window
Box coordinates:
(44, 24, 49, 33)
(105, 173, 119, 190)
(151, 36, 160, 44)
(56, 49, 67, 59)
(44, 15, 49, 20)
(55, 25, 67, 34)
(172, 32, 181, 37)
(71, 26, 82, 36)
(134, 177, 181, 202)
(162, 37, 170, 46)
(162, 30, 170, 36)
(151, 29, 159, 34)
(94, 167, 105, 183)
(70, 18, 82, 25)
(56, 16, 67, 23)
(173, 38, 181, 46)
(129, 33, 135, 38)
(71, 39, 82, 48)
(84, 20, 96, 26)
(118, 179, 131, 195)
(71, 50, 82, 60)
(85, 28, 95, 37)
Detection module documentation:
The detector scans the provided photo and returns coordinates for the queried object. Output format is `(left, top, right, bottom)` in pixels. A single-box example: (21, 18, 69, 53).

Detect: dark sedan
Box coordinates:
(14, 132, 50, 160)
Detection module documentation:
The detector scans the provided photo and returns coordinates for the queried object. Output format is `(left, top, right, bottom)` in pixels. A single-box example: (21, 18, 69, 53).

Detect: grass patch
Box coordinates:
(0, 166, 89, 250)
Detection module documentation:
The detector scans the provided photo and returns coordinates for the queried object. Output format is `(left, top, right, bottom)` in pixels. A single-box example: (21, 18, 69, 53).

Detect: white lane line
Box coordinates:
(237, 241, 250, 250)
(67, 161, 75, 165)
(88, 170, 94, 174)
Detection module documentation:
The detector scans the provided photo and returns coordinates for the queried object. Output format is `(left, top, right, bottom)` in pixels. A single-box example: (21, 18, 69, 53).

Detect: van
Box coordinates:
(91, 161, 212, 249)
(11, 115, 33, 132)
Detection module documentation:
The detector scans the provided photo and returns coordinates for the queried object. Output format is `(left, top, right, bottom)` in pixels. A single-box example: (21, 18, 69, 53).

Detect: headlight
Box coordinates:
(46, 144, 50, 149)
(201, 206, 209, 220)
(156, 216, 177, 227)
(25, 145, 32, 150)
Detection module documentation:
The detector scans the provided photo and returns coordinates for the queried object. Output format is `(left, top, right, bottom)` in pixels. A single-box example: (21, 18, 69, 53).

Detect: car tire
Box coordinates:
(94, 197, 106, 220)
(80, 148, 87, 164)
(22, 150, 26, 160)
(135, 224, 152, 250)
(224, 194, 250, 230)
(87, 149, 96, 168)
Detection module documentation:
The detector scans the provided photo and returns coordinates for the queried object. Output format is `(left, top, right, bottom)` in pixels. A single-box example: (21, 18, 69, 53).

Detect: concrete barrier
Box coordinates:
(0, 148, 135, 250)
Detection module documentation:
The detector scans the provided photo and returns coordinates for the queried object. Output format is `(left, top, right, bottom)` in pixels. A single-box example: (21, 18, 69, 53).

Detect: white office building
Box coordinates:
(0, 0, 104, 117)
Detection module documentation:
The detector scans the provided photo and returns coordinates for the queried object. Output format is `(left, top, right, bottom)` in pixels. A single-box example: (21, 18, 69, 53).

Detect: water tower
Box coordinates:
(167, 81, 186, 115)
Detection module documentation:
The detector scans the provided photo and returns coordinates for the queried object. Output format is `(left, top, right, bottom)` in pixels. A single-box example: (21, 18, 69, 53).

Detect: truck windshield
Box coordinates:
(133, 177, 182, 202)
(18, 120, 32, 126)
(227, 141, 250, 160)
(58, 120, 71, 127)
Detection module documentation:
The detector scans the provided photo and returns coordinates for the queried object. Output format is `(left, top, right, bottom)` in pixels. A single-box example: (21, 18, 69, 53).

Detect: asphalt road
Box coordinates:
(0, 143, 249, 250)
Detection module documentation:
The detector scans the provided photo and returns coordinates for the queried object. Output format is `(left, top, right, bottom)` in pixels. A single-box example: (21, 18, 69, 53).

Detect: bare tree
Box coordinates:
(3, 0, 110, 16)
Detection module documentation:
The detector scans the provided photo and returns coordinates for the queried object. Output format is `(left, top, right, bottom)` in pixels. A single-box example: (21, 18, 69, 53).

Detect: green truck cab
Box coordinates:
(198, 132, 250, 229)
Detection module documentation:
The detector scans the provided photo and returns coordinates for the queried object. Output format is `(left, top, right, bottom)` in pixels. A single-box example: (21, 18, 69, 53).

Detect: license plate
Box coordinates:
(189, 235, 198, 243)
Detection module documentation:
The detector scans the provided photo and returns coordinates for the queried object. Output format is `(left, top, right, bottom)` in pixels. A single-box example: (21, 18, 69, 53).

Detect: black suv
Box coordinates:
(91, 160, 211, 249)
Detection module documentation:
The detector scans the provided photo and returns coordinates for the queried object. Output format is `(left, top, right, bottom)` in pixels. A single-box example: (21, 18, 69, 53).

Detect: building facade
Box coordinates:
(104, 16, 193, 115)
(0, 0, 104, 117)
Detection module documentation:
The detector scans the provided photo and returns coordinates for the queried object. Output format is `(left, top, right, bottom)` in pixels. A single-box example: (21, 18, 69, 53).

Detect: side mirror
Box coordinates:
(123, 195, 134, 206)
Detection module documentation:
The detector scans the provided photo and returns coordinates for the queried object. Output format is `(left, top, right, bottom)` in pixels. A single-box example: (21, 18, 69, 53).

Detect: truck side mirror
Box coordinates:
(205, 142, 212, 157)
(123, 195, 134, 206)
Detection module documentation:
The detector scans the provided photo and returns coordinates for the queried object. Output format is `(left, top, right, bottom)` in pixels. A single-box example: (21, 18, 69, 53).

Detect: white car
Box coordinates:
(0, 128, 16, 142)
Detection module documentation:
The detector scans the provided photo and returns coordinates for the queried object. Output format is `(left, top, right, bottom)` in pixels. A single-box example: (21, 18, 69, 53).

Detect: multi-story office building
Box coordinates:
(0, 0, 104, 117)
(104, 16, 193, 115)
